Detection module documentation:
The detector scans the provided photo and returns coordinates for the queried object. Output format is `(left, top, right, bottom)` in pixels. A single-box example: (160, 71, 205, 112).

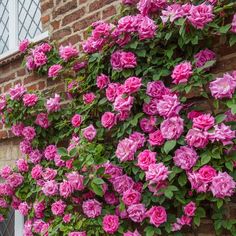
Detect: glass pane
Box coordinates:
(18, 0, 43, 41)
(0, 210, 14, 236)
(0, 0, 9, 54)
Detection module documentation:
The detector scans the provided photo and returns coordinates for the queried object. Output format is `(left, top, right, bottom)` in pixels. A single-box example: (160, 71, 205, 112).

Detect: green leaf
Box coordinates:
(219, 24, 231, 34)
(90, 182, 103, 197)
(201, 154, 211, 165)
(215, 114, 226, 124)
(164, 140, 176, 154)
(164, 189, 173, 199)
(217, 199, 224, 209)
(178, 173, 187, 187)
(225, 161, 233, 172)
(231, 104, 236, 115)
(229, 35, 236, 46)
(57, 147, 68, 156)
(144, 226, 155, 236)
(92, 178, 105, 185)
(194, 215, 201, 226)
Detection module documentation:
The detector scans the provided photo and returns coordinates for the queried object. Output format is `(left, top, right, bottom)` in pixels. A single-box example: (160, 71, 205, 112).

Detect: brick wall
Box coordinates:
(0, 1, 235, 235)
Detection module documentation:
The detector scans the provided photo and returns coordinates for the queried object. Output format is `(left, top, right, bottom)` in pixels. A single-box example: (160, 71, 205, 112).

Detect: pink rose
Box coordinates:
(129, 132, 146, 149)
(63, 214, 71, 223)
(138, 0, 166, 15)
(138, 16, 157, 40)
(148, 130, 165, 146)
(198, 165, 217, 183)
(160, 116, 184, 140)
(140, 116, 156, 133)
(9, 84, 26, 100)
(103, 215, 119, 234)
(42, 180, 58, 196)
(186, 128, 209, 148)
(96, 74, 110, 89)
(31, 165, 43, 180)
(83, 92, 96, 104)
(33, 51, 47, 67)
(46, 94, 61, 112)
(187, 111, 203, 120)
(26, 56, 36, 70)
(38, 43, 52, 52)
(171, 61, 192, 84)
(123, 77, 142, 94)
(23, 94, 38, 107)
(146, 206, 167, 227)
(187, 171, 208, 193)
(111, 51, 137, 70)
(7, 173, 24, 189)
(188, 3, 214, 29)
(173, 146, 199, 170)
(66, 172, 84, 191)
(16, 159, 29, 173)
(193, 113, 215, 130)
(82, 199, 102, 218)
(146, 81, 171, 99)
(22, 126, 36, 141)
(184, 201, 196, 217)
(104, 163, 123, 181)
(59, 181, 73, 198)
(51, 200, 66, 216)
(0, 94, 6, 111)
(69, 232, 86, 236)
(106, 83, 121, 102)
(143, 98, 159, 116)
(48, 64, 62, 78)
(19, 202, 30, 216)
(231, 13, 236, 33)
(114, 95, 134, 112)
(112, 175, 134, 194)
(71, 114, 82, 127)
(116, 138, 137, 162)
(44, 145, 57, 160)
(0, 166, 12, 179)
(34, 201, 45, 218)
(42, 168, 57, 181)
(127, 204, 146, 222)
(122, 189, 141, 206)
(210, 172, 236, 198)
(194, 49, 216, 68)
(82, 125, 97, 141)
(19, 140, 32, 154)
(137, 149, 156, 171)
(145, 163, 169, 185)
(161, 4, 185, 23)
(101, 112, 117, 129)
(19, 39, 29, 52)
(104, 192, 119, 205)
(35, 113, 50, 128)
(123, 230, 141, 236)
(59, 44, 78, 61)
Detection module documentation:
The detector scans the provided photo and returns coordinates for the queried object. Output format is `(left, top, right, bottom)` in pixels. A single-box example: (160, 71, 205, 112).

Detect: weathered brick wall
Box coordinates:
(0, 1, 235, 235)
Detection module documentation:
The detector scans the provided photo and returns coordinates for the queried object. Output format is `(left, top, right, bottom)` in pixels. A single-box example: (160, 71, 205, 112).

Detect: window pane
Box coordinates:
(18, 0, 42, 42)
(0, 0, 9, 54)
(0, 210, 14, 236)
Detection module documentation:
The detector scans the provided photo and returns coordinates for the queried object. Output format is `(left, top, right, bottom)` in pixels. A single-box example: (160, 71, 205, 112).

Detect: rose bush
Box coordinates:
(0, 0, 236, 235)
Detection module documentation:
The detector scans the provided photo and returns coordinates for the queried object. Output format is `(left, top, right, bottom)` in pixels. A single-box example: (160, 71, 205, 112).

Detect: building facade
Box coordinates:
(0, 0, 235, 235)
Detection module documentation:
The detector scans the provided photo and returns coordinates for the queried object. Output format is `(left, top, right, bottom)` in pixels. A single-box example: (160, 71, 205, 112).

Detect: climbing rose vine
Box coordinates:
(1, 0, 236, 235)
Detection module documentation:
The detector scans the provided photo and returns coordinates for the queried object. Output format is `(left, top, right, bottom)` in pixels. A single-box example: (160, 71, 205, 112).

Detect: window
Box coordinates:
(0, 210, 24, 236)
(0, 0, 48, 59)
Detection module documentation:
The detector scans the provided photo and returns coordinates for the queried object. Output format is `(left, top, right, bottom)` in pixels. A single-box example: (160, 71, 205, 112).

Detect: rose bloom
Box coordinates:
(82, 124, 97, 141)
(105, 83, 120, 102)
(112, 174, 134, 194)
(44, 145, 57, 161)
(137, 149, 156, 171)
(116, 138, 137, 162)
(177, 215, 192, 226)
(82, 199, 102, 218)
(138, 15, 157, 40)
(32, 219, 49, 234)
(122, 189, 141, 206)
(16, 159, 29, 173)
(103, 215, 119, 234)
(114, 95, 134, 112)
(208, 123, 235, 145)
(42, 168, 57, 181)
(145, 163, 169, 185)
(69, 232, 86, 236)
(9, 84, 26, 100)
(59, 181, 74, 198)
(186, 128, 209, 148)
(42, 180, 58, 196)
(18, 202, 30, 216)
(173, 146, 199, 170)
(101, 112, 117, 129)
(194, 48, 216, 68)
(71, 114, 82, 127)
(7, 173, 24, 189)
(146, 80, 170, 99)
(187, 171, 208, 193)
(127, 203, 146, 222)
(37, 42, 52, 52)
(83, 92, 96, 104)
(46, 94, 61, 112)
(138, 0, 167, 15)
(187, 110, 203, 120)
(123, 230, 141, 236)
(66, 172, 84, 191)
(184, 201, 196, 217)
(209, 73, 236, 99)
(35, 113, 50, 128)
(103, 162, 123, 181)
(171, 61, 192, 84)
(104, 192, 119, 205)
(0, 165, 12, 179)
(34, 201, 45, 218)
(26, 55, 36, 70)
(19, 140, 32, 154)
(19, 39, 29, 52)
(210, 172, 236, 198)
(148, 130, 165, 146)
(23, 94, 38, 107)
(31, 165, 43, 180)
(96, 74, 110, 89)
(0, 94, 6, 111)
(160, 116, 184, 140)
(51, 200, 66, 216)
(59, 44, 78, 61)
(143, 98, 159, 116)
(48, 64, 62, 78)
(198, 165, 217, 183)
(129, 132, 146, 149)
(22, 126, 36, 141)
(231, 13, 236, 33)
(140, 116, 156, 133)
(123, 77, 142, 94)
(63, 214, 71, 223)
(73, 61, 87, 72)
(193, 113, 215, 130)
(157, 94, 182, 118)
(187, 3, 214, 29)
(146, 206, 167, 227)
(33, 51, 47, 67)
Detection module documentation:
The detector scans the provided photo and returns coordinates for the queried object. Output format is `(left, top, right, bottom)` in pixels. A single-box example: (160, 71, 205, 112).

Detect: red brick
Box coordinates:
(73, 13, 100, 32)
(41, 15, 50, 24)
(17, 68, 26, 77)
(89, 0, 115, 12)
(38, 81, 46, 90)
(102, 5, 117, 19)
(61, 34, 81, 45)
(26, 84, 37, 91)
(4, 83, 12, 92)
(62, 8, 85, 26)
(51, 20, 60, 30)
(13, 80, 22, 86)
(23, 75, 38, 85)
(52, 27, 72, 40)
(53, 1, 77, 19)
(41, 0, 53, 12)
(0, 130, 8, 139)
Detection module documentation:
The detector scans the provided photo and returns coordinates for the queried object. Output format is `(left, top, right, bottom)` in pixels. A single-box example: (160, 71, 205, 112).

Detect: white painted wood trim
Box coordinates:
(14, 210, 24, 236)
(8, 0, 18, 50)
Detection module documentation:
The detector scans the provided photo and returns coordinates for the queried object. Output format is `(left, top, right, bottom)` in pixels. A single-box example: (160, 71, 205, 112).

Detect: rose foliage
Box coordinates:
(1, 0, 236, 235)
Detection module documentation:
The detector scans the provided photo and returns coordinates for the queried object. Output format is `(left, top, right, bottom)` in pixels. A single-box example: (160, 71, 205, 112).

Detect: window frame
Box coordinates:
(0, 0, 49, 60)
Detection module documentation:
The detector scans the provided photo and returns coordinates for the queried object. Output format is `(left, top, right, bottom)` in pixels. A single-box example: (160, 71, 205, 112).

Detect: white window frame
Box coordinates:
(0, 0, 49, 60)
(14, 210, 24, 236)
